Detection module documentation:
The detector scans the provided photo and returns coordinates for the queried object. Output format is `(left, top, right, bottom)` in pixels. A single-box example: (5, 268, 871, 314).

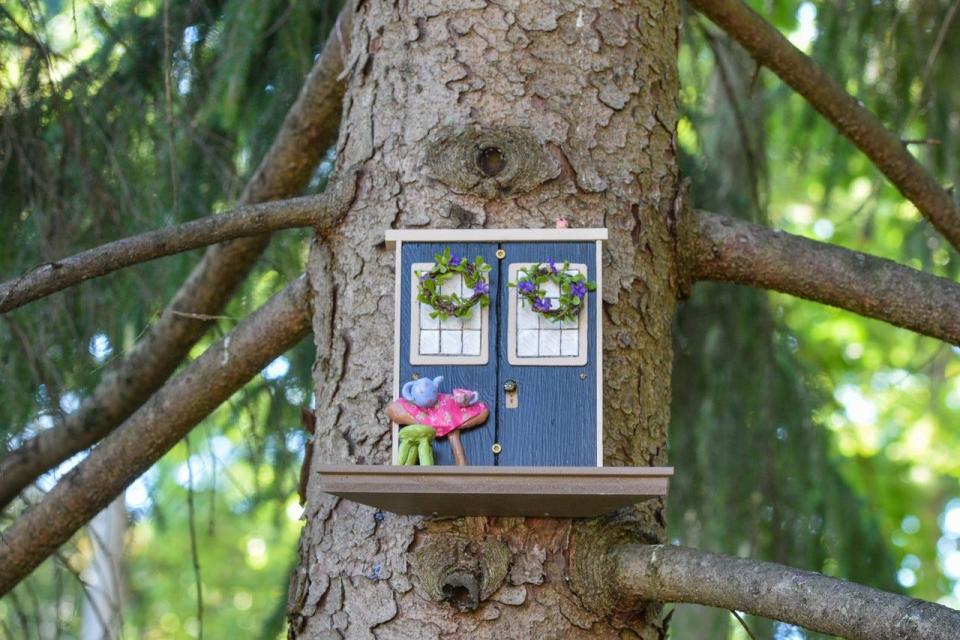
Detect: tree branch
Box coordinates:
(0, 277, 312, 595)
(0, 171, 357, 313)
(614, 544, 960, 640)
(0, 6, 351, 511)
(683, 210, 960, 345)
(689, 0, 960, 253)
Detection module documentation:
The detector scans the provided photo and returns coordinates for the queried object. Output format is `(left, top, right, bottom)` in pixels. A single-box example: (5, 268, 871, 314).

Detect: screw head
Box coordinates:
(491, 443, 502, 454)
(496, 249, 506, 259)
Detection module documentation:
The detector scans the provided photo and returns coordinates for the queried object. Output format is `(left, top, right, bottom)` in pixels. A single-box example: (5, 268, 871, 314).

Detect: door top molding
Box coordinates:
(385, 228, 608, 245)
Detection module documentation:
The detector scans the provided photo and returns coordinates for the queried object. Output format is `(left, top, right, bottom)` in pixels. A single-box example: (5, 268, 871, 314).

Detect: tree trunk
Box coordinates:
(289, 1, 682, 637)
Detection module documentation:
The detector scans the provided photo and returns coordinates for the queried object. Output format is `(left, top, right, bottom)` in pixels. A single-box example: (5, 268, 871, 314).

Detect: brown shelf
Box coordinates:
(316, 465, 673, 517)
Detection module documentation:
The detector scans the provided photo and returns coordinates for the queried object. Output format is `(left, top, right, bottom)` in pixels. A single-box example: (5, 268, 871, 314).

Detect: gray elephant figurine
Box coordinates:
(401, 375, 443, 408)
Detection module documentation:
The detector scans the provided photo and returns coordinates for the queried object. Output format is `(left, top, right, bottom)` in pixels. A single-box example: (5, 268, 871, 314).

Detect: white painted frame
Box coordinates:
(409, 263, 489, 365)
(595, 240, 603, 466)
(507, 262, 589, 366)
(385, 228, 608, 246)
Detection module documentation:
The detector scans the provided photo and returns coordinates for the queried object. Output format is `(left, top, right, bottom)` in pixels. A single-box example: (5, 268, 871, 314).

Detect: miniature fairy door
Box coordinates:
(396, 233, 602, 467)
(498, 242, 598, 466)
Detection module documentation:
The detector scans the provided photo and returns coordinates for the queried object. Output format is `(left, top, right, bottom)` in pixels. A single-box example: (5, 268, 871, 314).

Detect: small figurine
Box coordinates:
(387, 376, 489, 465)
(397, 424, 436, 465)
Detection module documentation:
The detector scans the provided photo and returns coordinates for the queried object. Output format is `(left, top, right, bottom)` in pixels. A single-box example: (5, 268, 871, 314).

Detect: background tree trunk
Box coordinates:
(289, 1, 682, 636)
(81, 497, 126, 640)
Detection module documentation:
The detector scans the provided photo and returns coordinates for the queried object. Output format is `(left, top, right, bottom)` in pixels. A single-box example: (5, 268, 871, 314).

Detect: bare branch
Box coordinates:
(0, 6, 351, 511)
(689, 0, 960, 253)
(614, 544, 960, 640)
(683, 210, 960, 345)
(0, 170, 358, 313)
(0, 276, 311, 595)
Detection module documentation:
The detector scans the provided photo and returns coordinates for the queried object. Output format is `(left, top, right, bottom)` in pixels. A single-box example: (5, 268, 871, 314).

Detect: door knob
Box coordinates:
(503, 379, 518, 392)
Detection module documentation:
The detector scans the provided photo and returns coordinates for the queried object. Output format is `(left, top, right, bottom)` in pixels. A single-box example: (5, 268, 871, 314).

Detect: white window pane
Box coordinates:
(561, 311, 579, 329)
(517, 304, 539, 329)
(517, 330, 539, 356)
(420, 330, 440, 354)
(440, 331, 462, 354)
(440, 315, 463, 330)
(462, 330, 481, 355)
(542, 280, 560, 298)
(419, 303, 439, 329)
(440, 274, 463, 297)
(561, 330, 579, 356)
(539, 330, 561, 356)
(462, 308, 482, 329)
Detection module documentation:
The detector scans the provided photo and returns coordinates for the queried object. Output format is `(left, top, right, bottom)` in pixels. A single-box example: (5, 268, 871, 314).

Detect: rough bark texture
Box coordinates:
(0, 172, 358, 313)
(613, 544, 960, 640)
(0, 278, 312, 595)
(289, 1, 682, 638)
(683, 210, 960, 345)
(0, 7, 351, 512)
(690, 0, 960, 254)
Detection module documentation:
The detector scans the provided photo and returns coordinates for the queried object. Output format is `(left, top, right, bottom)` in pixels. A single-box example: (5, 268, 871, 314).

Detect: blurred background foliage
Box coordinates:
(0, 0, 957, 638)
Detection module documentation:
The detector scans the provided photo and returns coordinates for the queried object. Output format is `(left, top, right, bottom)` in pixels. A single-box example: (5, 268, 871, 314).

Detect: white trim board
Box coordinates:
(385, 228, 608, 245)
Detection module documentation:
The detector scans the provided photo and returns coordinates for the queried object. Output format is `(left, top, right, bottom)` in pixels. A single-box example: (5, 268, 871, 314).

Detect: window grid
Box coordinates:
(515, 270, 582, 359)
(418, 273, 483, 357)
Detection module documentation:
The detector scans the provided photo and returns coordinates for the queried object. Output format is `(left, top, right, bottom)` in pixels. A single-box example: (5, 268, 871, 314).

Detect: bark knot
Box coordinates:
(410, 534, 510, 612)
(425, 125, 561, 199)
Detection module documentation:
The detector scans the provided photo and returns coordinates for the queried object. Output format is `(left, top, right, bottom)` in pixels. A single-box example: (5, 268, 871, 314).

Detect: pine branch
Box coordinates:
(683, 210, 960, 345)
(0, 6, 352, 511)
(0, 276, 312, 596)
(689, 0, 960, 253)
(614, 544, 960, 640)
(0, 170, 358, 313)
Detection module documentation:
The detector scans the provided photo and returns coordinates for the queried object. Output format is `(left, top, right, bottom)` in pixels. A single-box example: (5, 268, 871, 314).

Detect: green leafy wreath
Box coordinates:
(509, 259, 596, 323)
(416, 247, 492, 321)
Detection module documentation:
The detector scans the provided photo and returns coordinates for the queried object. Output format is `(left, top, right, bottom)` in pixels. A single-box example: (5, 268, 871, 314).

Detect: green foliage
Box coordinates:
(508, 260, 596, 323)
(415, 248, 492, 320)
(672, 1, 960, 636)
(0, 0, 338, 636)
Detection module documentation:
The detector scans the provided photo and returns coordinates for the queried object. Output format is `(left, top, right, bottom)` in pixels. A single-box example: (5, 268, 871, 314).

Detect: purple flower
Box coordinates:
(448, 254, 462, 267)
(533, 297, 553, 312)
(518, 280, 535, 294)
(473, 280, 489, 295)
(570, 281, 587, 299)
(548, 259, 559, 273)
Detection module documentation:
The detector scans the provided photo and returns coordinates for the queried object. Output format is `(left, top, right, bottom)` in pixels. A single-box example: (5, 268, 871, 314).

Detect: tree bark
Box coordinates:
(683, 210, 960, 345)
(613, 544, 960, 640)
(0, 7, 351, 511)
(289, 1, 681, 637)
(0, 173, 358, 313)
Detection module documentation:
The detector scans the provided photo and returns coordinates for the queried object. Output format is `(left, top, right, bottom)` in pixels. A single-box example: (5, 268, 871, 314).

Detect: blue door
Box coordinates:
(496, 242, 598, 466)
(399, 241, 598, 467)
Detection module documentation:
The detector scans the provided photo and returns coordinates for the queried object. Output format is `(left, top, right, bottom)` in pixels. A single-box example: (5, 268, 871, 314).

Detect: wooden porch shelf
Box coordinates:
(316, 465, 673, 517)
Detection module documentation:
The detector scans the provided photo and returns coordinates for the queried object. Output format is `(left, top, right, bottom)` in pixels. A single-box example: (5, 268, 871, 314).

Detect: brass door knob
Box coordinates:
(503, 380, 518, 392)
